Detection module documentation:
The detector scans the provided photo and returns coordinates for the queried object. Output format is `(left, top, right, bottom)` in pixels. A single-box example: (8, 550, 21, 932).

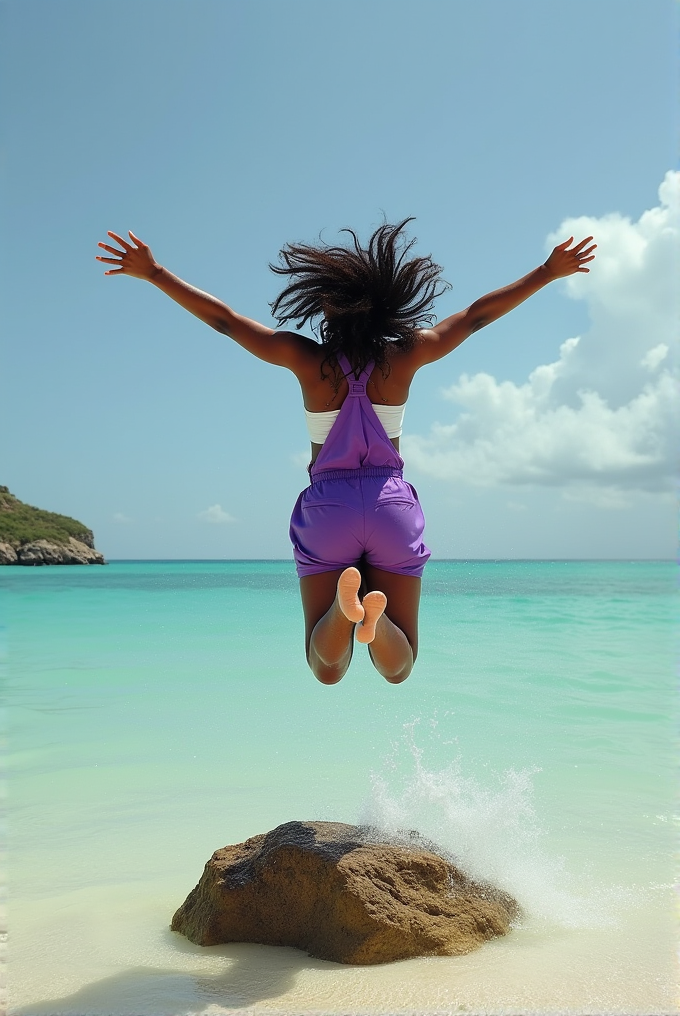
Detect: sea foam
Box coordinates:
(357, 718, 634, 930)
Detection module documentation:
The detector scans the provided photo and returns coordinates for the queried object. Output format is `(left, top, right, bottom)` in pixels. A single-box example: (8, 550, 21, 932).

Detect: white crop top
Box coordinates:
(305, 403, 406, 443)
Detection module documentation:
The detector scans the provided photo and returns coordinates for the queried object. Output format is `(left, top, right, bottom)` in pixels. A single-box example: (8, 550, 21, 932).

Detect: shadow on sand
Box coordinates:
(14, 933, 344, 1016)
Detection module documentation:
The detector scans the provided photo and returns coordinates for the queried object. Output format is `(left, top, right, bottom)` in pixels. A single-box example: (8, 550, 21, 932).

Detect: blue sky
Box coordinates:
(2, 0, 677, 559)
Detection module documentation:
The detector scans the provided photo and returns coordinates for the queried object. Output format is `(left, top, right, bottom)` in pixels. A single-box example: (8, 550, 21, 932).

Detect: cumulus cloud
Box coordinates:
(404, 172, 679, 500)
(197, 504, 236, 524)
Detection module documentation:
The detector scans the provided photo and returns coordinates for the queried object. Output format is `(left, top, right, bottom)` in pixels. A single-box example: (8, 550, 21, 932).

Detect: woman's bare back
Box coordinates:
(293, 335, 419, 411)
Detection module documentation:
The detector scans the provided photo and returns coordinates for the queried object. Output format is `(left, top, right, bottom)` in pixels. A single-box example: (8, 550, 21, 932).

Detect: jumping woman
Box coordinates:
(97, 222, 595, 686)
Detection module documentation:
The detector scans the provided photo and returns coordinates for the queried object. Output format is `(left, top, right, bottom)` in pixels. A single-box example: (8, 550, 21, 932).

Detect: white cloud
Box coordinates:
(291, 450, 311, 469)
(641, 344, 668, 372)
(113, 512, 133, 524)
(197, 504, 236, 524)
(404, 172, 679, 502)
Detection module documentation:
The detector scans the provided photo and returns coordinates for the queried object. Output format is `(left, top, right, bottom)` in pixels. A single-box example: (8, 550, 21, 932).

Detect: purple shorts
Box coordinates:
(290, 467, 430, 578)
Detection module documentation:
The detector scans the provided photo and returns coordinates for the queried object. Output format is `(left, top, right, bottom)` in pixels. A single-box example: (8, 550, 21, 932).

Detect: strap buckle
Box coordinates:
(348, 381, 365, 396)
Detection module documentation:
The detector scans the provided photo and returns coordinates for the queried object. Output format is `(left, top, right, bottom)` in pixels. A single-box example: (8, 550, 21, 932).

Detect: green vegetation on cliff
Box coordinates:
(0, 487, 94, 548)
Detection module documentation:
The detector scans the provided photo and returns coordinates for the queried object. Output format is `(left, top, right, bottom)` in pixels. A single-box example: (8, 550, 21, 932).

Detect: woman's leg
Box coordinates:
(363, 566, 421, 684)
(300, 568, 387, 685)
(299, 566, 420, 685)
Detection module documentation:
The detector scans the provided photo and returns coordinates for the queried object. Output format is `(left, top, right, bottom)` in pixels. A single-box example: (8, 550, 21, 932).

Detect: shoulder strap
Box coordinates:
(336, 353, 375, 381)
(336, 353, 352, 376)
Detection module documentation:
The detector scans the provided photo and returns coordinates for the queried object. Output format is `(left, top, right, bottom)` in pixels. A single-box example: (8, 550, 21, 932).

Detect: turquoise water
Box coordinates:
(4, 560, 677, 1015)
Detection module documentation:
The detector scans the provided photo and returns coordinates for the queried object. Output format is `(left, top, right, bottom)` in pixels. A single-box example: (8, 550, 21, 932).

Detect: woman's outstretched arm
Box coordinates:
(413, 236, 596, 365)
(96, 230, 307, 368)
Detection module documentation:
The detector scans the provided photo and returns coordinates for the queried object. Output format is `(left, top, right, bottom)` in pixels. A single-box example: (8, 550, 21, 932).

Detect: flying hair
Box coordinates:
(269, 218, 450, 380)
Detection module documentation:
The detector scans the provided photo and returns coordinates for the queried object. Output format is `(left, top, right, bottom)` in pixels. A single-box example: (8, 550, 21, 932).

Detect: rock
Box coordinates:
(15, 537, 105, 566)
(0, 487, 105, 564)
(0, 542, 17, 564)
(171, 820, 519, 965)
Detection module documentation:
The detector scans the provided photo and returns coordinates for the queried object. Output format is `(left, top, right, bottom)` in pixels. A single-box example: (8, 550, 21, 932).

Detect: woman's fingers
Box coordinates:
(96, 256, 123, 264)
(98, 242, 124, 255)
(107, 230, 132, 251)
(553, 236, 594, 255)
(127, 230, 146, 247)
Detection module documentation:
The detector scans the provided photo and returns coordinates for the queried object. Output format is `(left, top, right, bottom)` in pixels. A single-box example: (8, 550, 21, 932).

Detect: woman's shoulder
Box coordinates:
(293, 339, 425, 407)
(371, 350, 416, 404)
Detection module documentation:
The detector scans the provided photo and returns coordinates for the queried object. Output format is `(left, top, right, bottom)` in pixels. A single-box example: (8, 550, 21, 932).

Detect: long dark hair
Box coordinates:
(269, 218, 450, 380)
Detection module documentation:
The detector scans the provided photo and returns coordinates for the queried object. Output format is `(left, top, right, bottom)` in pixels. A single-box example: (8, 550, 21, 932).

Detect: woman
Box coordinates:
(96, 221, 595, 686)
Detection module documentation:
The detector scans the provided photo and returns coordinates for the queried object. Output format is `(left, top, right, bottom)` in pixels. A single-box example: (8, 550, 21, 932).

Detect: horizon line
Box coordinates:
(102, 557, 675, 564)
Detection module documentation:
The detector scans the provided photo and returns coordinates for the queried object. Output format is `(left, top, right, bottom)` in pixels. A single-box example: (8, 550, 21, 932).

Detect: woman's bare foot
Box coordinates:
(337, 567, 365, 624)
(356, 590, 387, 644)
(337, 568, 387, 644)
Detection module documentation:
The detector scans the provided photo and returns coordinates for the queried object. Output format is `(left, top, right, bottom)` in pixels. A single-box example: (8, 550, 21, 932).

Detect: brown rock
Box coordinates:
(15, 537, 105, 565)
(0, 542, 17, 564)
(171, 821, 519, 965)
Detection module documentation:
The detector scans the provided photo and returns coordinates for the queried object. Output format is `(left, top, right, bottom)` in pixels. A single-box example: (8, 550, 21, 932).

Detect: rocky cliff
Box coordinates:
(0, 486, 105, 565)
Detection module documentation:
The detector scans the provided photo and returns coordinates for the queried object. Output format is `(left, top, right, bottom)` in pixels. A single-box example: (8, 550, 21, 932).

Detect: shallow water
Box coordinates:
(4, 560, 677, 1015)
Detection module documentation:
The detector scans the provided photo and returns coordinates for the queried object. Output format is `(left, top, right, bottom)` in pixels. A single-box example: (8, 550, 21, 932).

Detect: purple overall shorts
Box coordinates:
(289, 354, 430, 578)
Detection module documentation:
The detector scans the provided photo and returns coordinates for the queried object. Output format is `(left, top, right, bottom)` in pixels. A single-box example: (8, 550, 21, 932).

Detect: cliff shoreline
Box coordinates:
(0, 486, 106, 565)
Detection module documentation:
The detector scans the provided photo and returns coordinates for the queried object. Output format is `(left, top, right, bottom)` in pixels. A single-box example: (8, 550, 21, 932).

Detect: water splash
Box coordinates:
(357, 719, 631, 929)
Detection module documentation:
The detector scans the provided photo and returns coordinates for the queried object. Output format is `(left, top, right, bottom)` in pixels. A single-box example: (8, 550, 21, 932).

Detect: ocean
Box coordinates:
(4, 559, 677, 1016)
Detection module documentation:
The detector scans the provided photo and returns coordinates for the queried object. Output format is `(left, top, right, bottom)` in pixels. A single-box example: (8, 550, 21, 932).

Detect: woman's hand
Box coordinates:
(543, 236, 597, 279)
(96, 230, 161, 280)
